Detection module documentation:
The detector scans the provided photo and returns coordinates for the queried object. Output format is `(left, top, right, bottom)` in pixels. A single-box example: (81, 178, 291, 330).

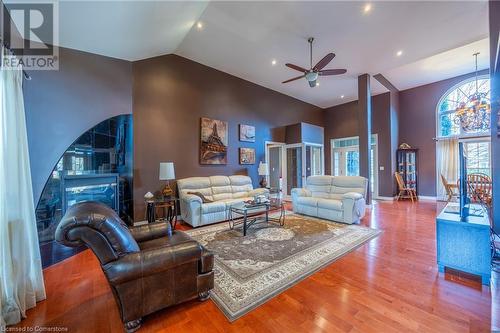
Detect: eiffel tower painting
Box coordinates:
(200, 117, 228, 164)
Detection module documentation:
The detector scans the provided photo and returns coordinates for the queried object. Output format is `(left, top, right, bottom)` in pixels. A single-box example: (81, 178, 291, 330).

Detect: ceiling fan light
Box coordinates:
(305, 71, 318, 82)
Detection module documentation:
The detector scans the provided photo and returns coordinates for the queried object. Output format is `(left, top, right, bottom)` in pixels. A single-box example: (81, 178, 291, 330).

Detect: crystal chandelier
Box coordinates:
(454, 52, 490, 132)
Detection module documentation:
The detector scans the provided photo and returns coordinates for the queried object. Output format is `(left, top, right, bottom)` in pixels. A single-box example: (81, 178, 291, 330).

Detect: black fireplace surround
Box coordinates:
(36, 114, 133, 267)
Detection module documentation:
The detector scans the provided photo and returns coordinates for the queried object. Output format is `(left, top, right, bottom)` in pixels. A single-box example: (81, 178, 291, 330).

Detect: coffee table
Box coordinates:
(228, 198, 285, 236)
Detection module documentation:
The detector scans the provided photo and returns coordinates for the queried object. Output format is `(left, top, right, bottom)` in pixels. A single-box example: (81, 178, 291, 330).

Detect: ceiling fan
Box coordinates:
(282, 37, 347, 87)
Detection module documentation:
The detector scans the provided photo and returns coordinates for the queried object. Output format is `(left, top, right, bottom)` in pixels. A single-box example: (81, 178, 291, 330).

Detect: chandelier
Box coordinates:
(454, 52, 490, 132)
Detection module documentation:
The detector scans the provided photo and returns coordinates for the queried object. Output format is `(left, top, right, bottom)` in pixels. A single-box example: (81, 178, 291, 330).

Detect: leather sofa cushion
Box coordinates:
(177, 177, 214, 200)
(187, 191, 213, 203)
(297, 197, 319, 207)
(329, 193, 344, 200)
(317, 198, 343, 211)
(229, 175, 252, 186)
(331, 176, 366, 195)
(209, 175, 231, 186)
(201, 201, 226, 214)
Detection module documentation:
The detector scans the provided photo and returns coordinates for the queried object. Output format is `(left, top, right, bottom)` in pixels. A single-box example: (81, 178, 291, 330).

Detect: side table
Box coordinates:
(145, 197, 179, 229)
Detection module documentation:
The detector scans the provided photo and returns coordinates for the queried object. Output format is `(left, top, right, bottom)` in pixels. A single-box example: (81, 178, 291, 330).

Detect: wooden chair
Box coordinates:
(440, 173, 459, 202)
(395, 172, 417, 202)
(466, 173, 492, 206)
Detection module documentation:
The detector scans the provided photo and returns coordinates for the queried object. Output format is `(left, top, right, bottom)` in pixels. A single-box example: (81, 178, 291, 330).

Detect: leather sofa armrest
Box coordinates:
(291, 188, 311, 198)
(342, 192, 363, 200)
(342, 192, 366, 224)
(129, 222, 170, 243)
(182, 194, 203, 204)
(248, 188, 269, 197)
(104, 241, 202, 285)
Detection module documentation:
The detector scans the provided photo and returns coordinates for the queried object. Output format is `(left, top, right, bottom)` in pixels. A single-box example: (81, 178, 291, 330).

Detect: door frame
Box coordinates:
(265, 141, 325, 199)
(283, 143, 305, 198)
(264, 141, 285, 192)
(330, 134, 379, 199)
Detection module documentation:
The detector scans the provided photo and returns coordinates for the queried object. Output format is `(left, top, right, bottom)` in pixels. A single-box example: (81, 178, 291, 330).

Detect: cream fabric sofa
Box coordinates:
(291, 175, 368, 224)
(177, 175, 269, 227)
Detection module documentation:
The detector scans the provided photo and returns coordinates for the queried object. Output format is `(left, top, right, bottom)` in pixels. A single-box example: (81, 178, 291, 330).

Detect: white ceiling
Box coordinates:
(9, 1, 490, 108)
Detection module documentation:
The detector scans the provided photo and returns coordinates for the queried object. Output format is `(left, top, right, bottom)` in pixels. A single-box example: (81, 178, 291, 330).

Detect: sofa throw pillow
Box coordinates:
(187, 191, 213, 203)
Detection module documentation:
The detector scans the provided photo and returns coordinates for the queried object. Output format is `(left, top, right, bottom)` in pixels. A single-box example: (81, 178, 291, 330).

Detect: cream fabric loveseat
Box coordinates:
(177, 175, 269, 227)
(291, 175, 368, 224)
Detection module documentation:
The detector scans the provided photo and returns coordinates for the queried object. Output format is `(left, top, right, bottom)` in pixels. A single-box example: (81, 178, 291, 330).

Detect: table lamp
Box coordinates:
(258, 162, 269, 188)
(159, 162, 175, 198)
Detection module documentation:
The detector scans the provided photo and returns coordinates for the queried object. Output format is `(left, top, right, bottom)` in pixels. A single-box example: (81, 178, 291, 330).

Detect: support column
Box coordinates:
(489, 0, 500, 234)
(358, 74, 372, 204)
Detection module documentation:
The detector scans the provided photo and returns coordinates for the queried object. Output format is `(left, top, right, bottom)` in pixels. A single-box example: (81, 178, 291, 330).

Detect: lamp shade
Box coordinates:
(159, 162, 175, 180)
(258, 162, 269, 176)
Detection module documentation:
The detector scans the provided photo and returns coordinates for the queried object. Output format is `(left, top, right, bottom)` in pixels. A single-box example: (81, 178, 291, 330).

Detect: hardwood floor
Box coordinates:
(16, 200, 499, 332)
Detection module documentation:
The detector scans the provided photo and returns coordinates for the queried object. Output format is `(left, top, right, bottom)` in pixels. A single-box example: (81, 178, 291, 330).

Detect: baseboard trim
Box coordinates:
(418, 196, 437, 201)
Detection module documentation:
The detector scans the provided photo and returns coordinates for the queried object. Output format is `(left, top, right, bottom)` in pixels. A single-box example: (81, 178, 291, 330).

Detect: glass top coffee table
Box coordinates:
(228, 198, 285, 236)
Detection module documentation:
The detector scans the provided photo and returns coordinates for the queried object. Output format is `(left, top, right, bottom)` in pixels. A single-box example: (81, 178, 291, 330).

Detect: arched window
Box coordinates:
(437, 75, 490, 138)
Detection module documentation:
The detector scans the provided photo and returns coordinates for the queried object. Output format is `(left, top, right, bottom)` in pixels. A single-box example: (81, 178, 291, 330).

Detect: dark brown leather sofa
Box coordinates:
(55, 201, 214, 332)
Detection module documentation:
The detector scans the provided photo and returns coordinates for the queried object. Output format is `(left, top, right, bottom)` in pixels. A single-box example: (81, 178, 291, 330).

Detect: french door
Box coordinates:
(284, 143, 324, 197)
(265, 142, 324, 198)
(331, 135, 378, 197)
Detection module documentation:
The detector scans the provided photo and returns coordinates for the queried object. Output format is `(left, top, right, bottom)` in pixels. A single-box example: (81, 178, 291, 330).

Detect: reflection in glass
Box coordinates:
(36, 115, 133, 267)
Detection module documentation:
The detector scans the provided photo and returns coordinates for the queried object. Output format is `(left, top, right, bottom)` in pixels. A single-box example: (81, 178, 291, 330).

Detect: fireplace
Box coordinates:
(62, 173, 119, 215)
(36, 115, 133, 267)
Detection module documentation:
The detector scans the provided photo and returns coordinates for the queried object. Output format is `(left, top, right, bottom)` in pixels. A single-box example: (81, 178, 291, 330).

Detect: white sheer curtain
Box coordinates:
(0, 48, 46, 328)
(436, 138, 459, 200)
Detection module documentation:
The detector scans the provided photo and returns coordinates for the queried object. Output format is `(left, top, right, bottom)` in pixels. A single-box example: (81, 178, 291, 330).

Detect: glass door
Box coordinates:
(267, 145, 283, 191)
(306, 144, 324, 177)
(285, 144, 303, 196)
(331, 135, 378, 197)
(332, 148, 359, 176)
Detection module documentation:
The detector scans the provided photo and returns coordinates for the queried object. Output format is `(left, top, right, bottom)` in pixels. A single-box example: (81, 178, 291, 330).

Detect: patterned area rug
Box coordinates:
(185, 212, 380, 321)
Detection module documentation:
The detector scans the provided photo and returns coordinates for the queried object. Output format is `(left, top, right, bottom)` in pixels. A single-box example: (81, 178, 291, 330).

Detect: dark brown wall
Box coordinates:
(23, 47, 133, 203)
(324, 93, 394, 197)
(132, 54, 324, 220)
(398, 69, 488, 197)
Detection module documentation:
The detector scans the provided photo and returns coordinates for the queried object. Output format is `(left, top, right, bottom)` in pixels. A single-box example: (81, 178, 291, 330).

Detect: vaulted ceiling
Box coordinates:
(10, 1, 490, 108)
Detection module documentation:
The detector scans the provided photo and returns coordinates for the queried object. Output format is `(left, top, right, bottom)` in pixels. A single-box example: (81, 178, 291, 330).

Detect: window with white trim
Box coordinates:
(437, 76, 490, 138)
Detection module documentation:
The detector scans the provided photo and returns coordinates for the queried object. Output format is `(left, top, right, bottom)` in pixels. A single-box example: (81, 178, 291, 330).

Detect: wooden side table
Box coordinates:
(145, 197, 179, 229)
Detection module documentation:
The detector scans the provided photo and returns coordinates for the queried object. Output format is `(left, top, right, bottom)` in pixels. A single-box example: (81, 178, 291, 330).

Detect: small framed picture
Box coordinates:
(239, 148, 255, 165)
(239, 124, 255, 142)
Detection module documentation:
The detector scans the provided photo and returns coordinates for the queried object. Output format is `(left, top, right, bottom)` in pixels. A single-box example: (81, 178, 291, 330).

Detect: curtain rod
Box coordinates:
(433, 135, 490, 141)
(1, 38, 32, 80)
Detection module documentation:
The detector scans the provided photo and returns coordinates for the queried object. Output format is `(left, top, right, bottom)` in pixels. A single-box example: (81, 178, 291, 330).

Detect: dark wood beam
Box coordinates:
(373, 73, 399, 92)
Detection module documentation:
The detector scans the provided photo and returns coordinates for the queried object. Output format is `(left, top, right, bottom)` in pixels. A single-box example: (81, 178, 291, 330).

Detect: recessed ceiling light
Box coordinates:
(396, 50, 403, 57)
(363, 3, 372, 13)
(316, 82, 320, 87)
(271, 59, 277, 66)
(341, 95, 345, 99)
(196, 21, 203, 29)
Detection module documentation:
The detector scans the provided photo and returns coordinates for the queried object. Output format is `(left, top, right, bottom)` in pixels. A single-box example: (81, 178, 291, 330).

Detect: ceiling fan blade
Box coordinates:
(313, 53, 335, 71)
(308, 80, 317, 88)
(318, 69, 347, 76)
(286, 63, 308, 73)
(282, 75, 305, 84)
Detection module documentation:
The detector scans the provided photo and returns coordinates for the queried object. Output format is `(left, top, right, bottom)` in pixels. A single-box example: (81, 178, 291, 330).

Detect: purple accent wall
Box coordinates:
(23, 47, 133, 203)
(398, 69, 489, 197)
(324, 93, 394, 197)
(132, 54, 324, 220)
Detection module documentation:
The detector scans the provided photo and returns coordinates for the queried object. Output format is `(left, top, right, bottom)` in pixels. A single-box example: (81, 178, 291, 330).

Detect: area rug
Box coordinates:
(185, 212, 380, 321)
